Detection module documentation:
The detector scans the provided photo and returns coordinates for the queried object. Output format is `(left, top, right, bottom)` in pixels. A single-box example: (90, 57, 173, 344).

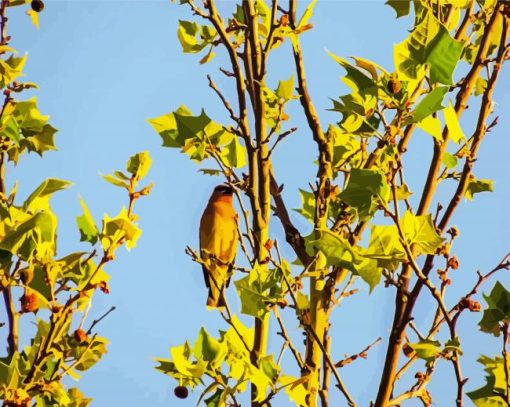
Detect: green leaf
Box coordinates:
(427, 23, 464, 84)
(339, 168, 390, 220)
(101, 208, 141, 252)
(76, 197, 98, 245)
(474, 77, 487, 96)
(409, 339, 441, 362)
(411, 86, 448, 123)
(275, 75, 294, 101)
(23, 178, 72, 212)
(193, 327, 226, 369)
(28, 265, 52, 305)
(126, 150, 152, 181)
(12, 97, 48, 134)
(234, 263, 272, 319)
(163, 341, 206, 386)
(386, 0, 411, 17)
(468, 355, 508, 406)
(204, 388, 223, 407)
(177, 20, 217, 54)
(401, 211, 444, 255)
(74, 337, 108, 371)
(20, 123, 58, 156)
(147, 105, 192, 148)
(101, 173, 129, 189)
(479, 282, 510, 336)
(293, 189, 315, 223)
(328, 52, 378, 134)
(443, 101, 465, 143)
(365, 224, 406, 271)
(198, 169, 221, 176)
(0, 54, 26, 87)
(222, 137, 246, 168)
(394, 12, 463, 84)
(444, 337, 463, 355)
(68, 388, 92, 407)
(0, 211, 56, 260)
(442, 152, 458, 169)
(175, 109, 211, 140)
(465, 178, 493, 201)
(308, 229, 382, 290)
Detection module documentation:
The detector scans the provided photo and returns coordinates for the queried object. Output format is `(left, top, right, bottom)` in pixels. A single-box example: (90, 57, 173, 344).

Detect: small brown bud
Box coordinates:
(447, 226, 460, 239)
(436, 242, 451, 258)
(264, 239, 273, 251)
(460, 298, 481, 312)
(447, 256, 459, 270)
(97, 281, 110, 294)
(74, 328, 88, 343)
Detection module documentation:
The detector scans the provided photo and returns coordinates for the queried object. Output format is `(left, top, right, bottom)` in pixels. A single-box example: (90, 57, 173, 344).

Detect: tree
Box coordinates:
(0, 1, 152, 405)
(152, 0, 510, 406)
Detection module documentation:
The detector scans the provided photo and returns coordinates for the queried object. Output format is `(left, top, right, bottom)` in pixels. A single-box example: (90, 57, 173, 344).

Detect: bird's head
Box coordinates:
(210, 184, 234, 203)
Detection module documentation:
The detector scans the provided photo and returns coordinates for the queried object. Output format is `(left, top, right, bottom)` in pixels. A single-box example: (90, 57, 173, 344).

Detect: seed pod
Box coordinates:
(19, 267, 34, 284)
(21, 290, 39, 313)
(174, 386, 189, 399)
(31, 0, 44, 12)
(387, 77, 402, 95)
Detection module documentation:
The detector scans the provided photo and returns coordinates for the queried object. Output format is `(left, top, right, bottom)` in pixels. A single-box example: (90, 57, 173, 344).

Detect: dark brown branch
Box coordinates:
(273, 306, 306, 371)
(438, 9, 509, 232)
(86, 306, 116, 335)
(269, 169, 311, 265)
(2, 286, 18, 356)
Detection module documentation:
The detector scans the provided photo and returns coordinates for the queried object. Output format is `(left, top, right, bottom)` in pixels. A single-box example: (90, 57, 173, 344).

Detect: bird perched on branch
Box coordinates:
(199, 184, 238, 308)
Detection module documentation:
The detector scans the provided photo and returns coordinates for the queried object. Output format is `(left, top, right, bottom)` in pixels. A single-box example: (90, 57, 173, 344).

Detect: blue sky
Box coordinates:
(6, 1, 510, 405)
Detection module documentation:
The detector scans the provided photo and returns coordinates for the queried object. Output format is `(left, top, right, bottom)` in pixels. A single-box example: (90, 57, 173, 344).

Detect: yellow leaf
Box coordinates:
(418, 115, 442, 141)
(443, 101, 465, 143)
(26, 10, 39, 29)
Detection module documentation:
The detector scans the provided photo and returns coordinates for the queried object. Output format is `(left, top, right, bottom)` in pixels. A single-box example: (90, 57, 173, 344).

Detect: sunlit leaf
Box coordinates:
(276, 75, 294, 101)
(126, 150, 152, 181)
(443, 101, 465, 143)
(386, 0, 411, 17)
(76, 197, 99, 245)
(465, 178, 493, 201)
(339, 168, 390, 220)
(411, 86, 448, 123)
(442, 152, 458, 169)
(479, 282, 510, 336)
(468, 355, 508, 407)
(409, 339, 441, 362)
(401, 211, 444, 255)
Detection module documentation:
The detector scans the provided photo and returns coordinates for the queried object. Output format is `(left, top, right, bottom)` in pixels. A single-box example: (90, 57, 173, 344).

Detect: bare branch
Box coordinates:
(335, 337, 382, 368)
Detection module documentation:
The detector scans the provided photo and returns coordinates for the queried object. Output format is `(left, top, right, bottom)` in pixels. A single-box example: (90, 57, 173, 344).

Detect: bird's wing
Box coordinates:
(199, 204, 216, 289)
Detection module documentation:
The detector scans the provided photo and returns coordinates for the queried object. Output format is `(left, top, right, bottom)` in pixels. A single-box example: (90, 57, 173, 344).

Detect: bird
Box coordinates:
(199, 184, 238, 308)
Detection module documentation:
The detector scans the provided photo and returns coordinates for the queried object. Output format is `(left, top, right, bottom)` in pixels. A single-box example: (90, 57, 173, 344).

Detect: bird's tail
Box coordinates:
(207, 288, 226, 308)
(204, 262, 228, 309)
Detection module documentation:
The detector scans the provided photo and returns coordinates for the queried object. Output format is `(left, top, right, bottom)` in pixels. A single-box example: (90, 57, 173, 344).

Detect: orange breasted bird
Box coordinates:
(199, 185, 238, 308)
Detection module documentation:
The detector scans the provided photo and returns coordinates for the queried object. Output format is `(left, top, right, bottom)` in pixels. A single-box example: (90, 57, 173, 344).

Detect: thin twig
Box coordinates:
(335, 337, 382, 368)
(86, 306, 116, 335)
